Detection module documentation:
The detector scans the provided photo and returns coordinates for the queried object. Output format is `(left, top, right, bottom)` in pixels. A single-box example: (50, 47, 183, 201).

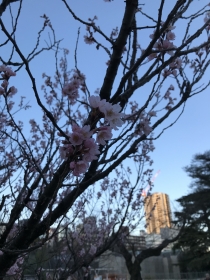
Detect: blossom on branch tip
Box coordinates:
(62, 83, 79, 101)
(148, 111, 157, 117)
(9, 86, 18, 95)
(169, 58, 182, 69)
(84, 35, 95, 45)
(62, 70, 85, 103)
(1, 80, 8, 89)
(0, 87, 5, 95)
(0, 65, 16, 77)
(149, 32, 155, 39)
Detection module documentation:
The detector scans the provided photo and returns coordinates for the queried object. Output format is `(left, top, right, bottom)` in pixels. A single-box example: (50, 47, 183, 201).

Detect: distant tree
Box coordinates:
(0, 0, 210, 278)
(174, 151, 210, 271)
(114, 233, 180, 280)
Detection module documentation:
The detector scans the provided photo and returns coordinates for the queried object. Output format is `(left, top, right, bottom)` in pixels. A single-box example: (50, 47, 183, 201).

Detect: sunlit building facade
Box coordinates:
(144, 192, 172, 234)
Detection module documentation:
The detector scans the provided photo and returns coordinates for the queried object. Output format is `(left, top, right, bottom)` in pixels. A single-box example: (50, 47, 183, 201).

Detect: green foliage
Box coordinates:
(23, 238, 67, 278)
(174, 151, 210, 271)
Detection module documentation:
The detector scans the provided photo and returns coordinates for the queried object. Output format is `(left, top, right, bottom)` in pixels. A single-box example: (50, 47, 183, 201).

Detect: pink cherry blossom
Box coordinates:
(1, 80, 8, 89)
(164, 90, 171, 99)
(108, 116, 124, 130)
(153, 40, 162, 51)
(62, 83, 79, 101)
(149, 32, 155, 39)
(69, 131, 83, 146)
(62, 70, 85, 103)
(70, 161, 89, 176)
(78, 125, 93, 139)
(96, 126, 112, 145)
(0, 65, 7, 72)
(0, 87, 4, 95)
(84, 35, 95, 44)
(169, 59, 181, 69)
(83, 138, 100, 162)
(59, 144, 74, 160)
(99, 102, 124, 129)
(9, 86, 17, 94)
(204, 11, 210, 23)
(169, 85, 175, 90)
(94, 88, 100, 94)
(140, 121, 152, 136)
(162, 68, 171, 77)
(153, 39, 176, 56)
(0, 65, 16, 77)
(70, 124, 92, 145)
(148, 111, 157, 117)
(88, 95, 124, 129)
(148, 53, 157, 61)
(162, 40, 174, 50)
(172, 69, 177, 76)
(89, 95, 106, 108)
(166, 31, 176, 40)
(89, 95, 101, 108)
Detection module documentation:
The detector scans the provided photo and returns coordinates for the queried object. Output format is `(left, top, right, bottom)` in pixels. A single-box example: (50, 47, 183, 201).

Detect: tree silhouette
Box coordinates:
(175, 151, 210, 272)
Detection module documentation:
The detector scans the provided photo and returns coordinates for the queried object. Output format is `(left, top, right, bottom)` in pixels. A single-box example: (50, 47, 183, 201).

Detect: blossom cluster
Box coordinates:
(6, 256, 24, 277)
(148, 24, 183, 77)
(135, 111, 153, 136)
(62, 70, 86, 104)
(127, 101, 156, 136)
(148, 24, 176, 60)
(60, 95, 124, 176)
(162, 57, 182, 77)
(204, 11, 210, 32)
(89, 95, 124, 130)
(84, 16, 98, 45)
(164, 84, 177, 110)
(0, 65, 17, 96)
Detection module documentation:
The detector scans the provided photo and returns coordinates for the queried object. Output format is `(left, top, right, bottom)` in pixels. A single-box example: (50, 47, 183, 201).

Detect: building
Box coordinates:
(125, 233, 147, 252)
(144, 192, 172, 234)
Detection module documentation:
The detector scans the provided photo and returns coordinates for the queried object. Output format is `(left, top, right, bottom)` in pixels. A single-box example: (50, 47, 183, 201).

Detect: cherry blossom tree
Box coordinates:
(0, 0, 210, 279)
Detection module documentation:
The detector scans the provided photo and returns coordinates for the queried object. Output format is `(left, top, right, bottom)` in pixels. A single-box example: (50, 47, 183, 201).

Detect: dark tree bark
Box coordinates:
(115, 232, 184, 280)
(0, 0, 19, 16)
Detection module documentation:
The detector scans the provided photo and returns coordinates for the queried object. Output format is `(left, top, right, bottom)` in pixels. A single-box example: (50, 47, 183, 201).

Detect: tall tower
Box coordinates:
(144, 192, 172, 234)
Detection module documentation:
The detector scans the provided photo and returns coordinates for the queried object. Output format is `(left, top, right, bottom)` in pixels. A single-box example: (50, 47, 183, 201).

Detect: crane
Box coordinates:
(141, 170, 160, 197)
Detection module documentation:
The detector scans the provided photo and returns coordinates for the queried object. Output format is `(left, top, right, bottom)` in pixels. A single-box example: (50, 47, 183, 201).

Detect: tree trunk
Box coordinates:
(130, 265, 142, 280)
(126, 259, 142, 280)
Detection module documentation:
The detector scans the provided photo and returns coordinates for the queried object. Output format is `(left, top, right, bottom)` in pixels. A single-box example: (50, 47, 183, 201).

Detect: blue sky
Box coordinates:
(1, 0, 210, 208)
